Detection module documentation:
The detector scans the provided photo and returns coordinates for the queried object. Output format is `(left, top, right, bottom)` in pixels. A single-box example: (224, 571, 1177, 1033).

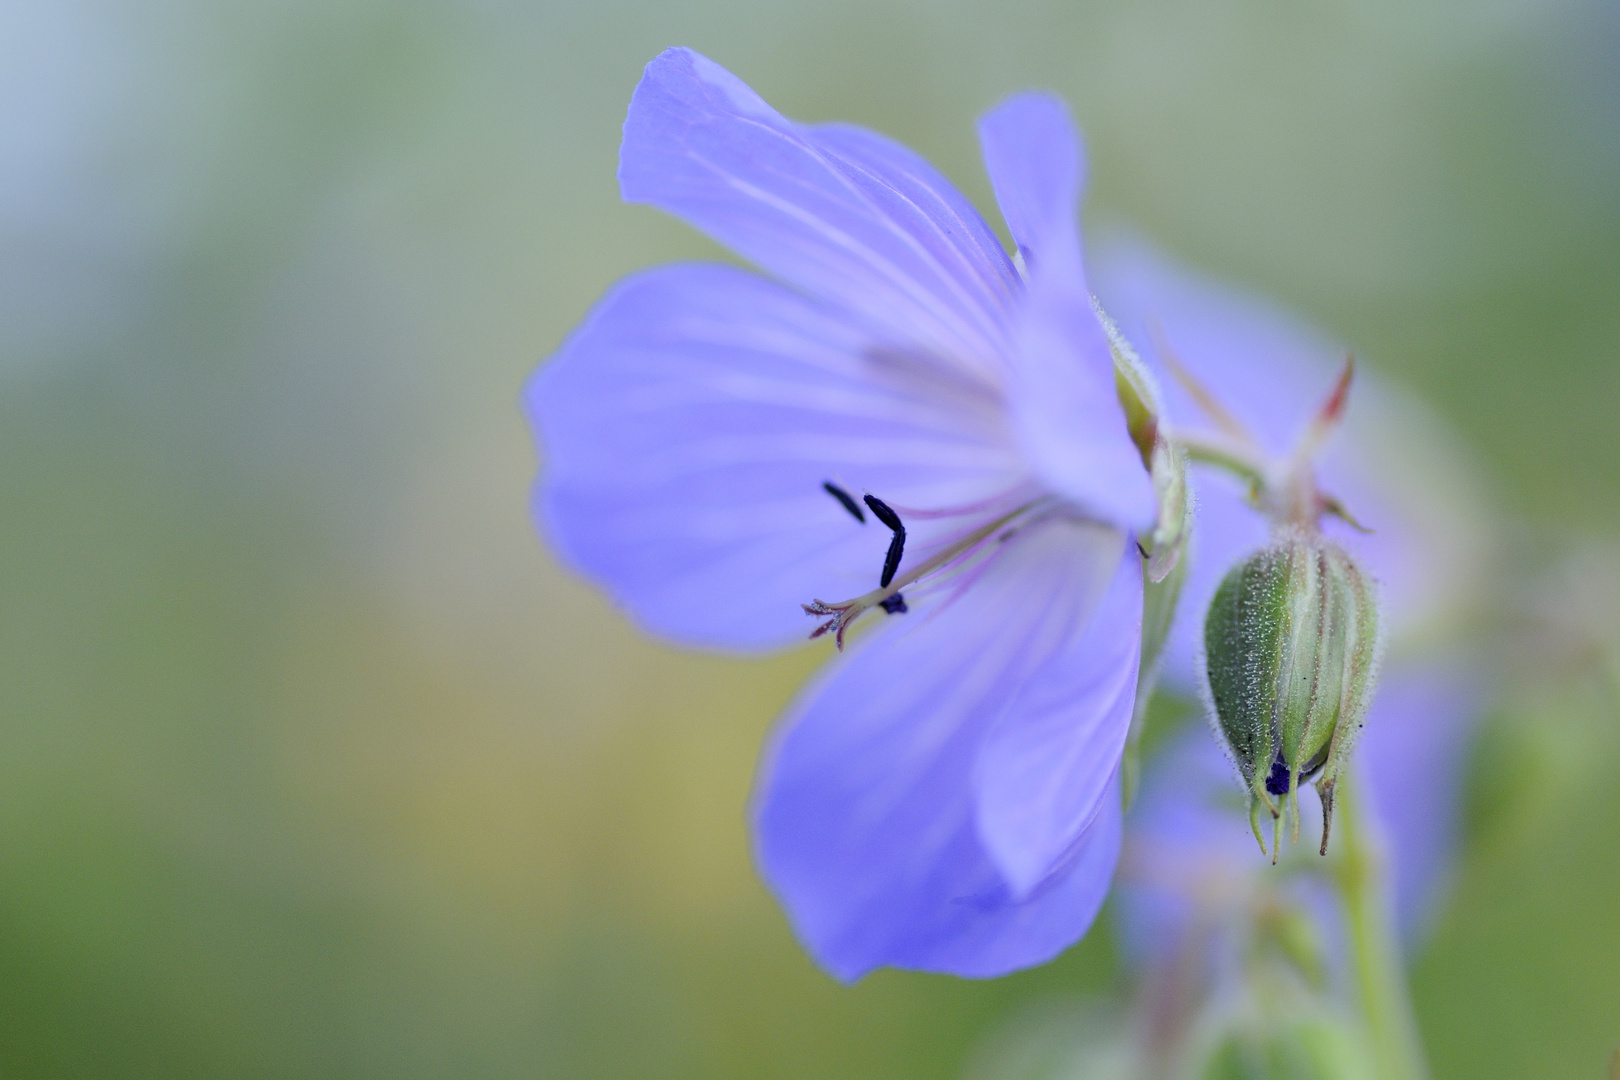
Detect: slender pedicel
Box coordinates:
(823, 481, 866, 523)
(863, 494, 906, 588)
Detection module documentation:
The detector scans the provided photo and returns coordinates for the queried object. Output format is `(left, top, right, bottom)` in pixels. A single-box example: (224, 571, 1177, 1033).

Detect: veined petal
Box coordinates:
(527, 263, 1025, 651)
(620, 48, 1019, 387)
(973, 535, 1143, 898)
(753, 518, 1130, 981)
(977, 95, 1155, 528)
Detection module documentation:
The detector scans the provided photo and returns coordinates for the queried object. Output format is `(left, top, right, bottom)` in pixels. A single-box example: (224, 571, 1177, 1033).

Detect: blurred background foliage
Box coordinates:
(2, 0, 1617, 1077)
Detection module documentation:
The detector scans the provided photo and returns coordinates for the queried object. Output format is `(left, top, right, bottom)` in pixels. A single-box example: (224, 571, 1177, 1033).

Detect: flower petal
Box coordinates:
(1114, 729, 1270, 971)
(975, 93, 1086, 268)
(526, 263, 1026, 651)
(977, 95, 1156, 528)
(753, 518, 1129, 980)
(972, 534, 1143, 898)
(1357, 658, 1486, 942)
(620, 48, 1019, 387)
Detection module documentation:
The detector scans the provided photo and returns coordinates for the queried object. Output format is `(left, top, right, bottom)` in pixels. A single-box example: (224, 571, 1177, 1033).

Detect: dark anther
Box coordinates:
(1264, 757, 1292, 796)
(823, 481, 865, 523)
(862, 494, 902, 532)
(880, 593, 908, 615)
(879, 533, 904, 588)
(863, 494, 907, 587)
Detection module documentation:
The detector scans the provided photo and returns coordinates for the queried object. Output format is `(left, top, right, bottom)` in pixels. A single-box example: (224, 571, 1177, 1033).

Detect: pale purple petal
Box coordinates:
(527, 263, 1026, 650)
(753, 518, 1131, 980)
(802, 120, 1018, 314)
(1114, 731, 1268, 971)
(977, 96, 1156, 528)
(1357, 657, 1486, 940)
(1010, 277, 1158, 528)
(1088, 234, 1491, 690)
(973, 535, 1143, 898)
(976, 93, 1086, 268)
(620, 48, 1019, 387)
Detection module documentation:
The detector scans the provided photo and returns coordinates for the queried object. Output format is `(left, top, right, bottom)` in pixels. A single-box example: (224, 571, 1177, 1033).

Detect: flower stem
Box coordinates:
(1332, 769, 1430, 1080)
(1170, 431, 1268, 487)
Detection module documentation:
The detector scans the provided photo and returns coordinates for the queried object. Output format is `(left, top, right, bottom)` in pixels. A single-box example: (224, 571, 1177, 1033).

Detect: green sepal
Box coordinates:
(1122, 546, 1190, 809)
(1205, 544, 1292, 791)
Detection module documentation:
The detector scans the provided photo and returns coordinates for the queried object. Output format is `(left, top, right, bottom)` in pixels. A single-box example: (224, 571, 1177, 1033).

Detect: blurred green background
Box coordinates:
(2, 1, 1618, 1077)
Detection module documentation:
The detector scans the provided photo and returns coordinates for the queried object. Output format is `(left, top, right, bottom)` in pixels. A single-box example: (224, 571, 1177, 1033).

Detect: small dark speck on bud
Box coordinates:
(1265, 758, 1292, 796)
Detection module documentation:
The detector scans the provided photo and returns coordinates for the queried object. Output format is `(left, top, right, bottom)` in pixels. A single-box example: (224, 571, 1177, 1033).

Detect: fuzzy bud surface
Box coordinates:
(1203, 529, 1381, 857)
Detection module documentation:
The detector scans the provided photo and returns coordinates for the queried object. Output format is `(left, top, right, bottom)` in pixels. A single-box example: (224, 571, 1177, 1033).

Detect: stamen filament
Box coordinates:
(804, 499, 1050, 648)
(868, 503, 1036, 600)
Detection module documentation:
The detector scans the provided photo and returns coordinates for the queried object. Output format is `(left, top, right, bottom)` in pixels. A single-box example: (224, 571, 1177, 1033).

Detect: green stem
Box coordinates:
(1332, 770, 1430, 1080)
(1172, 432, 1268, 488)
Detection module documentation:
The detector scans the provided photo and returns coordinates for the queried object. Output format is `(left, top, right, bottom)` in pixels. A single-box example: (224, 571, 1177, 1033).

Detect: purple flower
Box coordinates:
(1088, 237, 1494, 955)
(525, 48, 1162, 980)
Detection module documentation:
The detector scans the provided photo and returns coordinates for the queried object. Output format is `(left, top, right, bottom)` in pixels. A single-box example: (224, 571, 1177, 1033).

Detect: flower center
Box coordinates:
(804, 485, 1052, 649)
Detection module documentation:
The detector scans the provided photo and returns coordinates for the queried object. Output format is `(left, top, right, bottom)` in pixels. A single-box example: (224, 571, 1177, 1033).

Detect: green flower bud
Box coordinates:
(1203, 529, 1381, 859)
